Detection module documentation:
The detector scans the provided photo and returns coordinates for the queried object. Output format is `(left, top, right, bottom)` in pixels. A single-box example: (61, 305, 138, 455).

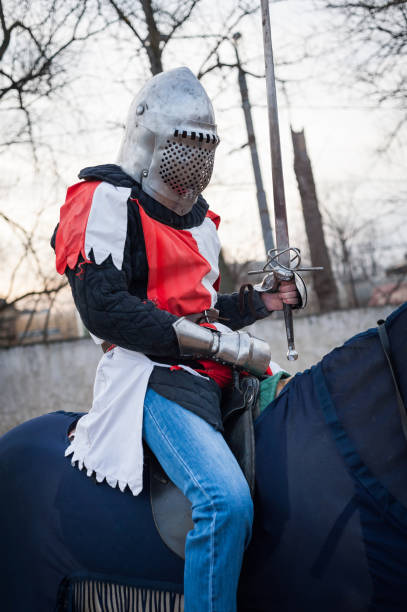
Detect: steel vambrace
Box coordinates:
(172, 317, 271, 376)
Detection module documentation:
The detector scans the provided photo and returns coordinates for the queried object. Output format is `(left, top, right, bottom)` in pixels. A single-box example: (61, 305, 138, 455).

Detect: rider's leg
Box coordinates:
(142, 387, 253, 612)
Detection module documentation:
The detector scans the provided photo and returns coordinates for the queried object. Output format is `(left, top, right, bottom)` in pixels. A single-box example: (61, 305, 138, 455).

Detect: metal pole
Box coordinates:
(232, 33, 274, 254)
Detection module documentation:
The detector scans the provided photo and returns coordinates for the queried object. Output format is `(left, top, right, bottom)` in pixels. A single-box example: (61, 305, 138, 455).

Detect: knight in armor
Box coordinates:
(51, 67, 299, 612)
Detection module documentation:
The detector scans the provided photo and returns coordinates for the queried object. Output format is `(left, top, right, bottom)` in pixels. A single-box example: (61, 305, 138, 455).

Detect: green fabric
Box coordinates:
(259, 371, 290, 413)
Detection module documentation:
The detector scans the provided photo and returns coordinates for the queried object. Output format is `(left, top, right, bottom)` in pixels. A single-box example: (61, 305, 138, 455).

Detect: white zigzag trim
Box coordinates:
(65, 443, 142, 496)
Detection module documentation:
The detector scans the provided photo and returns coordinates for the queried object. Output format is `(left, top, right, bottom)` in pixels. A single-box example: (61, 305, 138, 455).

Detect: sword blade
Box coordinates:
(260, 0, 298, 361)
(260, 0, 289, 260)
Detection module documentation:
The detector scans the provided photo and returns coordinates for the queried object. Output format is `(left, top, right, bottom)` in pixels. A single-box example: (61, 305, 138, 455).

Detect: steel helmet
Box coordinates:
(117, 67, 219, 215)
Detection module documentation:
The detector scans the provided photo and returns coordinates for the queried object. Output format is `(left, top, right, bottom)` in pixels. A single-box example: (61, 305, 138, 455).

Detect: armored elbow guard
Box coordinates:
(172, 317, 271, 376)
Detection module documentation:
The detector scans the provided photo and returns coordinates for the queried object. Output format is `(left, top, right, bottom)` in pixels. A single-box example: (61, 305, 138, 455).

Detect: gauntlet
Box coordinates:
(172, 317, 271, 376)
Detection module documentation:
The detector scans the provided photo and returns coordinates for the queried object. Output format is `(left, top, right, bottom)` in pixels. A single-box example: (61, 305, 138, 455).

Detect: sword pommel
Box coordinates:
(287, 347, 298, 361)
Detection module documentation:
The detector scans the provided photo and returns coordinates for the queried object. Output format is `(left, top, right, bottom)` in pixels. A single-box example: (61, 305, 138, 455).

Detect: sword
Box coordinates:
(255, 1, 323, 360)
(259, 0, 298, 361)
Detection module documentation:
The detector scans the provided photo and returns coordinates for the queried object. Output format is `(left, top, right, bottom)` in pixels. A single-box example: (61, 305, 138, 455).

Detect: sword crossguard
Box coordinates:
(249, 247, 323, 303)
(249, 247, 322, 277)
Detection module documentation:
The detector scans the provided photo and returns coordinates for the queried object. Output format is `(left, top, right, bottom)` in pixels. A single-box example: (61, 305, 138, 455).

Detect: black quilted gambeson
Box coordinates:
(51, 164, 271, 428)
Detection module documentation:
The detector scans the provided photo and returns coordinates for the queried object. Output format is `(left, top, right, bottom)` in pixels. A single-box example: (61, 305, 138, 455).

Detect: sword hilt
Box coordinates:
(249, 246, 323, 360)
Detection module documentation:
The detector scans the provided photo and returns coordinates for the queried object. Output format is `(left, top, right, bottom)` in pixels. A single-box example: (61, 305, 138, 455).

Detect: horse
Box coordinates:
(0, 303, 406, 612)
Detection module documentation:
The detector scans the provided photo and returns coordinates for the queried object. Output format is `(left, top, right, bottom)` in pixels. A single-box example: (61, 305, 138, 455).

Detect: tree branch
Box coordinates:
(0, 282, 68, 311)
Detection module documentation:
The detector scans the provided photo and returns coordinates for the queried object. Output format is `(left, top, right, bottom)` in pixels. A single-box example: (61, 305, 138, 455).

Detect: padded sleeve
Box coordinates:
(215, 288, 270, 331)
(65, 257, 180, 357)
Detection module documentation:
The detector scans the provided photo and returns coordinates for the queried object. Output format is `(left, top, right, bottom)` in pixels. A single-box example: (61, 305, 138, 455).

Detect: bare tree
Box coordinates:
(101, 0, 259, 79)
(323, 208, 363, 307)
(0, 0, 117, 344)
(321, 191, 404, 308)
(322, 0, 407, 140)
(0, 0, 111, 154)
(104, 0, 205, 75)
(0, 208, 68, 345)
(231, 32, 274, 256)
(291, 127, 339, 311)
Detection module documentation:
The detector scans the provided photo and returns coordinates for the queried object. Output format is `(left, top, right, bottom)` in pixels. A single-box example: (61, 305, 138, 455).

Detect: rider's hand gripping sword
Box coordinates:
(258, 0, 322, 361)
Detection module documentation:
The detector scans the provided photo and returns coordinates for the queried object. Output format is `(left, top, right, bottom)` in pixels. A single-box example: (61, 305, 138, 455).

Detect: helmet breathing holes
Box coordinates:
(159, 139, 215, 199)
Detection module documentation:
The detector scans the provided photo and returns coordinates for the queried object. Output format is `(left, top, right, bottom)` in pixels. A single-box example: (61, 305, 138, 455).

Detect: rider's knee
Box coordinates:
(191, 469, 253, 534)
(214, 478, 254, 530)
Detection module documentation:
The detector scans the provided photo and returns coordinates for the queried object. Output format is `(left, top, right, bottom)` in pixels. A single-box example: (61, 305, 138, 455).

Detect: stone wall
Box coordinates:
(0, 306, 395, 435)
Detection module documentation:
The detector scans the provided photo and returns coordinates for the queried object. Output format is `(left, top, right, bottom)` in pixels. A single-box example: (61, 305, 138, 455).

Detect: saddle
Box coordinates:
(148, 373, 260, 560)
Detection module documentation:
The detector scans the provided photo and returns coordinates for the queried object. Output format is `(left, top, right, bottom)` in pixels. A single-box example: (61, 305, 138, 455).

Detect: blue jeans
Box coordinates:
(142, 388, 254, 612)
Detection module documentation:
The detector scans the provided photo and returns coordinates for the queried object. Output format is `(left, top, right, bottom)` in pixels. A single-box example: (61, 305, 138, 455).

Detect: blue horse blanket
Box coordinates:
(239, 302, 407, 611)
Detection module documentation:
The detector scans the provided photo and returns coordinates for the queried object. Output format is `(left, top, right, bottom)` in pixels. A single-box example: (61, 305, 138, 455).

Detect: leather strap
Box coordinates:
(377, 319, 407, 443)
(185, 308, 220, 324)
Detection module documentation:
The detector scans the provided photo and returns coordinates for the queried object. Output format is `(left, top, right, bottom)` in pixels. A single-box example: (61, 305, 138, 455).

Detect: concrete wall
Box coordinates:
(250, 305, 394, 375)
(0, 338, 101, 435)
(0, 305, 395, 436)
